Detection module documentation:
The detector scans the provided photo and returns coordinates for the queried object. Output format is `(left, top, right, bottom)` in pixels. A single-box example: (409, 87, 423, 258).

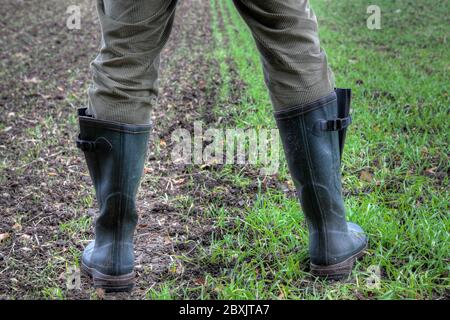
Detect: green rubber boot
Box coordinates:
(275, 89, 367, 279)
(76, 108, 151, 291)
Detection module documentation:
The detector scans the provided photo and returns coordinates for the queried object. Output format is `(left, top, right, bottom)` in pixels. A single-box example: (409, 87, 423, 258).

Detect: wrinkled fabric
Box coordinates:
(87, 0, 178, 124)
(88, 0, 334, 124)
(233, 0, 335, 111)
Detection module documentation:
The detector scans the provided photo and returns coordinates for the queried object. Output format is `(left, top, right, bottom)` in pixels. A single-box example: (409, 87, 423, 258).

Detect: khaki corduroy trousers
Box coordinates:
(87, 0, 335, 124)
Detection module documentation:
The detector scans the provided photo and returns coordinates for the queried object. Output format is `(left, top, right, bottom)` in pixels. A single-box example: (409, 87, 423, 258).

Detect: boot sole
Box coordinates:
(81, 261, 135, 293)
(310, 243, 368, 280)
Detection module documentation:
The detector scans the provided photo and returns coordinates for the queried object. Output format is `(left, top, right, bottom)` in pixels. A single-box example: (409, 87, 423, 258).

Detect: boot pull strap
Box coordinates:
(319, 116, 352, 131)
(76, 136, 112, 152)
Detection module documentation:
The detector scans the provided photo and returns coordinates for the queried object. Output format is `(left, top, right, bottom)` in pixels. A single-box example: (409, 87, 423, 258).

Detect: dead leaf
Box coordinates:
(95, 288, 105, 300)
(0, 233, 10, 243)
(175, 262, 185, 275)
(12, 223, 22, 232)
(24, 77, 42, 84)
(39, 94, 52, 100)
(360, 170, 373, 182)
(173, 178, 185, 185)
(194, 277, 206, 285)
(13, 53, 27, 59)
(144, 167, 154, 174)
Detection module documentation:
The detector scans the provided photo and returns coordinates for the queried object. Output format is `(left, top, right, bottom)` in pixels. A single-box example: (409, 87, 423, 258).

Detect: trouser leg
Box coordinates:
(87, 0, 178, 124)
(232, 0, 335, 111)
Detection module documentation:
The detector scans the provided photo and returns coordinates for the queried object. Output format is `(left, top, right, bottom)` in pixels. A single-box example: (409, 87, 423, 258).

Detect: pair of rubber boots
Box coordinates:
(77, 88, 367, 292)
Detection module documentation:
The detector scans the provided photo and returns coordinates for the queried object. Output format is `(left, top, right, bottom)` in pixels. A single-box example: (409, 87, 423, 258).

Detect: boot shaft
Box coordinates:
(275, 90, 360, 265)
(77, 109, 151, 275)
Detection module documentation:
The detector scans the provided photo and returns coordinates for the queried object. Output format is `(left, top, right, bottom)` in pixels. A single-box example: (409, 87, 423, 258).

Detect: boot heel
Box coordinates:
(310, 244, 367, 280)
(81, 262, 135, 293)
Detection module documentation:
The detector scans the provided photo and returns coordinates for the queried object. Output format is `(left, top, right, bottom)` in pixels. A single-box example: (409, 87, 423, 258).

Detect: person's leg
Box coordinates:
(77, 0, 178, 291)
(87, 0, 178, 124)
(232, 0, 334, 111)
(233, 0, 367, 279)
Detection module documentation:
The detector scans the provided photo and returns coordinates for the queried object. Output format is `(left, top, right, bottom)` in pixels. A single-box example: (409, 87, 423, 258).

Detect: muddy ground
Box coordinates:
(0, 0, 282, 299)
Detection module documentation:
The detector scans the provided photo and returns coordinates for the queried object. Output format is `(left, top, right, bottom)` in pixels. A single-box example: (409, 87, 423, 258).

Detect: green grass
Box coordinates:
(59, 216, 92, 238)
(173, 0, 449, 299)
